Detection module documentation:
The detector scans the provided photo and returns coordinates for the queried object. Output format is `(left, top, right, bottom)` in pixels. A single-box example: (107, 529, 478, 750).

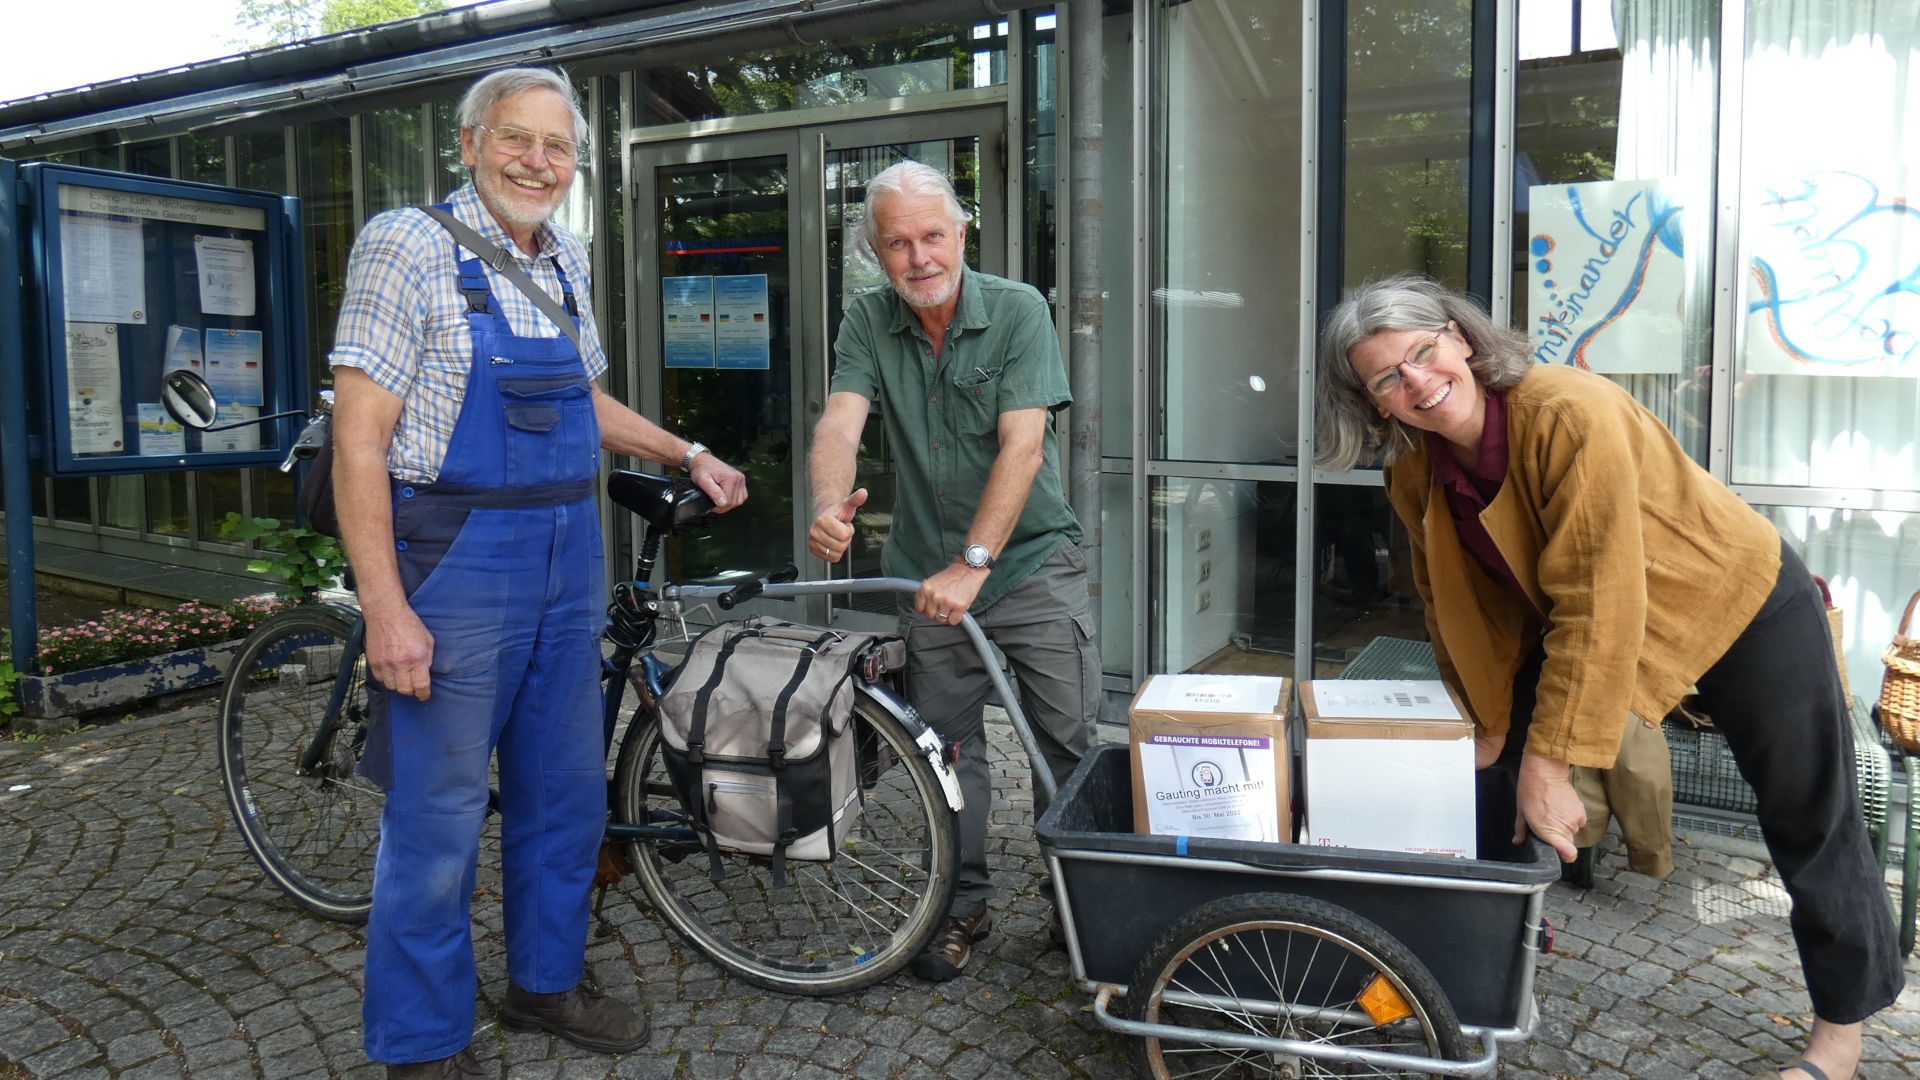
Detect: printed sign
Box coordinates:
(662, 275, 716, 369)
(714, 274, 771, 370)
(1137, 733, 1282, 842)
(1527, 179, 1686, 374)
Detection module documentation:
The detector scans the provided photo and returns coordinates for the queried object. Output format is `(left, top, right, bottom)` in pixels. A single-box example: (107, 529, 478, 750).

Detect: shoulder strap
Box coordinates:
(417, 205, 584, 355)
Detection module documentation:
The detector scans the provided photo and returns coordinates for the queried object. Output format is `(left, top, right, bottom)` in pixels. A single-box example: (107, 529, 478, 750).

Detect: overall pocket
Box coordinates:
(498, 372, 598, 486)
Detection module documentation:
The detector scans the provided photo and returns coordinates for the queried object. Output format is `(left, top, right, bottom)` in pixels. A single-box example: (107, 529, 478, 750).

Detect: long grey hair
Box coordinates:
(1314, 275, 1534, 471)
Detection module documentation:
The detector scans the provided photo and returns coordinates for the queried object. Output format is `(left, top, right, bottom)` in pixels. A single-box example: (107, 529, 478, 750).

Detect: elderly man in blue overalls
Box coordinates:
(331, 67, 747, 1080)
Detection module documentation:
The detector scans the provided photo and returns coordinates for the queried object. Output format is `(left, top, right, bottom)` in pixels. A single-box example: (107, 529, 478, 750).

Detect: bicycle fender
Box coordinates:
(859, 681, 965, 814)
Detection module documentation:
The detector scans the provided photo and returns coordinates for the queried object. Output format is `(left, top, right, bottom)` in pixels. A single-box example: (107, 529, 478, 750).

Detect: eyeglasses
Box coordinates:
(476, 124, 579, 164)
(1365, 329, 1452, 397)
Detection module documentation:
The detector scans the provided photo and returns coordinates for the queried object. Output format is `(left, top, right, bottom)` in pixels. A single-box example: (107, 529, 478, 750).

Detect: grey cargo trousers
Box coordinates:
(900, 541, 1101, 918)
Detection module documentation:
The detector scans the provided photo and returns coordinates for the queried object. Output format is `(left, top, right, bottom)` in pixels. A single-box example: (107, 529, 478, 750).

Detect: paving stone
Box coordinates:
(6, 716, 1920, 1080)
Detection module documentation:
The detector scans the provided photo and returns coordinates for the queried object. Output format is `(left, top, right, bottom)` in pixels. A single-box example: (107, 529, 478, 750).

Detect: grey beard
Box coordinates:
(474, 166, 563, 230)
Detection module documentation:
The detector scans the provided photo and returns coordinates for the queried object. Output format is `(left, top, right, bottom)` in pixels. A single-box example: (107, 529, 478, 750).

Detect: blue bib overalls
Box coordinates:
(362, 218, 607, 1064)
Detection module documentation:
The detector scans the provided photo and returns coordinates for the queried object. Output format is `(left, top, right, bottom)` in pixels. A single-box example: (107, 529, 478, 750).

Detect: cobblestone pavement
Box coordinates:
(4, 708, 1920, 1080)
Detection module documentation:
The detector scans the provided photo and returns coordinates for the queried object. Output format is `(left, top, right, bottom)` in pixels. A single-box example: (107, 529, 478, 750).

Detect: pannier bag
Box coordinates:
(657, 617, 907, 887)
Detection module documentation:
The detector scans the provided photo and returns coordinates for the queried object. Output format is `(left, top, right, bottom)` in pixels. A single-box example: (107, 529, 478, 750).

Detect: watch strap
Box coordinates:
(680, 442, 708, 473)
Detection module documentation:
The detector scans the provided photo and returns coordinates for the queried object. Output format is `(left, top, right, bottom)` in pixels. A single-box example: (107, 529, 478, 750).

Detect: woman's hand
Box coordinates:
(1474, 730, 1506, 770)
(1515, 752, 1585, 861)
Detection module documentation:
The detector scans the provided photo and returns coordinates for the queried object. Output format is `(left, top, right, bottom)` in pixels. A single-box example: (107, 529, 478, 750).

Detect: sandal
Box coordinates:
(1776, 1061, 1831, 1080)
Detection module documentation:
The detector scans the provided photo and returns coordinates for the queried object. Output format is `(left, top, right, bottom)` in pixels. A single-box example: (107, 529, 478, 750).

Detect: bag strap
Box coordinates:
(766, 631, 839, 771)
(416, 205, 585, 356)
(686, 630, 751, 765)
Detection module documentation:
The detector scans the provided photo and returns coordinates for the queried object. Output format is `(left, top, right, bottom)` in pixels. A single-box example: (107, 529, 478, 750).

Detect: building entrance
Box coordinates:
(631, 103, 1007, 629)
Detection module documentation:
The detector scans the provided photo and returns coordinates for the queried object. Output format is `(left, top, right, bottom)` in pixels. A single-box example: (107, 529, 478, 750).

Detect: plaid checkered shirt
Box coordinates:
(328, 182, 608, 482)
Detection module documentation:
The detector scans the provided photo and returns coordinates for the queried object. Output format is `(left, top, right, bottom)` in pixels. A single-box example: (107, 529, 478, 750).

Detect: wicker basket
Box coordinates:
(1879, 589, 1920, 752)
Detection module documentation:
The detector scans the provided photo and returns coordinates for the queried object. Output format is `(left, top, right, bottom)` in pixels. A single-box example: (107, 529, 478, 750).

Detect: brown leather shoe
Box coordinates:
(498, 982, 650, 1054)
(909, 912, 992, 982)
(385, 1047, 485, 1080)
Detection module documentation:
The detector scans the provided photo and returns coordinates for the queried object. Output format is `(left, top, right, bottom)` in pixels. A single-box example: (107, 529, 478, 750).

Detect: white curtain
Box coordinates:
(1735, 0, 1920, 491)
(1742, 0, 1920, 704)
(1606, 0, 1719, 462)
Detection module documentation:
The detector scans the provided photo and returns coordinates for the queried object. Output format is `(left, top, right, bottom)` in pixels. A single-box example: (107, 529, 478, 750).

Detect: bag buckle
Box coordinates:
(767, 743, 787, 771)
(686, 741, 704, 765)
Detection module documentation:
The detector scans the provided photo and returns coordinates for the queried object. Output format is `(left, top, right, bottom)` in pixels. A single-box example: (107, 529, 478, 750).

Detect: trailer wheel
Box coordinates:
(1126, 892, 1469, 1079)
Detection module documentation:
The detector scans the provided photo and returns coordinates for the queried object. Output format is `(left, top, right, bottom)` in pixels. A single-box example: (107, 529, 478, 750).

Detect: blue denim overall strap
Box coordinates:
(362, 207, 607, 1065)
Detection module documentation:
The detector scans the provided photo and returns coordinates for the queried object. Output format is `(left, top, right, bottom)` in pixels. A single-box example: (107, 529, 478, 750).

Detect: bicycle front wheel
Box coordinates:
(219, 605, 383, 923)
(612, 691, 959, 995)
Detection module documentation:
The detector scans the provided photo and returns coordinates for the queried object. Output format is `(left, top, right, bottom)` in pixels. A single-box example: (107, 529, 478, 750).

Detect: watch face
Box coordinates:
(965, 544, 991, 568)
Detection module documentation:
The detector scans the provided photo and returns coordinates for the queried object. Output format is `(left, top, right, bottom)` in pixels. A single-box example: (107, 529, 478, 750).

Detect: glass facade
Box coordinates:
(5, 2, 1914, 711)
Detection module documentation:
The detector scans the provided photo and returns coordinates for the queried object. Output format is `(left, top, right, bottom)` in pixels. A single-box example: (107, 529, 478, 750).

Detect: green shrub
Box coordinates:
(220, 514, 345, 596)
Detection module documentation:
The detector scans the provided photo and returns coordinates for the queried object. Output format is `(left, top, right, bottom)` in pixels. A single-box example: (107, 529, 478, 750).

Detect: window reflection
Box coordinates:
(1157, 0, 1302, 464)
(1310, 483, 1428, 679)
(1512, 0, 1715, 465)
(639, 24, 1008, 126)
(1153, 477, 1297, 678)
(1344, 0, 1472, 291)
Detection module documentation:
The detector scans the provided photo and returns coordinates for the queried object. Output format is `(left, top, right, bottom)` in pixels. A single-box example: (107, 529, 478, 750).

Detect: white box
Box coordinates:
(1129, 674, 1290, 843)
(1300, 680, 1477, 858)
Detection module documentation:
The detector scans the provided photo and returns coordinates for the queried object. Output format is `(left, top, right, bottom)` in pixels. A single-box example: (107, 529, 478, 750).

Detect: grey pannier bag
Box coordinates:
(657, 617, 907, 887)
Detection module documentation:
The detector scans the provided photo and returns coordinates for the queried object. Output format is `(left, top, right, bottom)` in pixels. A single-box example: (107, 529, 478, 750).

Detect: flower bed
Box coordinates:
(8, 595, 300, 731)
(33, 595, 293, 676)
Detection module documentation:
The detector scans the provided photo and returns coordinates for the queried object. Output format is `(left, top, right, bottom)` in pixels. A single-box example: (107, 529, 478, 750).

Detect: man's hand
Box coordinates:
(691, 454, 747, 512)
(915, 562, 988, 626)
(809, 488, 868, 563)
(365, 603, 435, 701)
(1514, 752, 1585, 862)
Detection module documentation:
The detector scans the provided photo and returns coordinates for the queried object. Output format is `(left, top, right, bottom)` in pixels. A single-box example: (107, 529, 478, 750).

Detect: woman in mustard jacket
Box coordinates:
(1314, 275, 1898, 1080)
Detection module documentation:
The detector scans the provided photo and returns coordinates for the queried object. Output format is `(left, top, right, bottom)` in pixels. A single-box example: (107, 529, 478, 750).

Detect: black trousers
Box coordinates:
(1491, 540, 1900, 1024)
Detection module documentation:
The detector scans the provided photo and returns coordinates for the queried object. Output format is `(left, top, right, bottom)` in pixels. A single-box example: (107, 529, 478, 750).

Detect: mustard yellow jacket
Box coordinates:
(1383, 364, 1782, 768)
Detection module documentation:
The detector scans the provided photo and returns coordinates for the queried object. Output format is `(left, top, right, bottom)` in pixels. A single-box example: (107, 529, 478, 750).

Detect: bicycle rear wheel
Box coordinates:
(219, 605, 382, 923)
(612, 691, 958, 995)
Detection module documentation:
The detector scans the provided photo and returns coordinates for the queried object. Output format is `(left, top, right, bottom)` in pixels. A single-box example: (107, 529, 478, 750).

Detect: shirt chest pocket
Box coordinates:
(948, 366, 1003, 438)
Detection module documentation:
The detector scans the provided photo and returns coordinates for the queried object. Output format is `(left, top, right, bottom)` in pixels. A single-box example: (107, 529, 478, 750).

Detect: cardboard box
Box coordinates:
(1300, 680, 1476, 858)
(1129, 674, 1290, 843)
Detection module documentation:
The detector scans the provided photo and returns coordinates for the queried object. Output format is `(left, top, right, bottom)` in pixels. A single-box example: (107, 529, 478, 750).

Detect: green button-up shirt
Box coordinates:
(830, 269, 1081, 611)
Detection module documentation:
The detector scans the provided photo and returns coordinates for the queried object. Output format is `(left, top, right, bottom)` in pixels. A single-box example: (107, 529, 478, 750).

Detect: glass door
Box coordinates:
(634, 133, 802, 615)
(631, 107, 1007, 626)
(818, 108, 1007, 628)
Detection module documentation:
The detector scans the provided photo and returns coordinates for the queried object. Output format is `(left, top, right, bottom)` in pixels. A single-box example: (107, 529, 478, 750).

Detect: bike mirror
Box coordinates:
(160, 370, 219, 430)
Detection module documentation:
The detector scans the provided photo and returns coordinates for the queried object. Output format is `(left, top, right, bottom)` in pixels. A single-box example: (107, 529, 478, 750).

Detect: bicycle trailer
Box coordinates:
(1037, 745, 1560, 1078)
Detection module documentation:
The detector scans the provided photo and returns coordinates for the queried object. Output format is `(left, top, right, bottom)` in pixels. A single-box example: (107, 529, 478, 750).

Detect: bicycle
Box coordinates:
(214, 460, 994, 995)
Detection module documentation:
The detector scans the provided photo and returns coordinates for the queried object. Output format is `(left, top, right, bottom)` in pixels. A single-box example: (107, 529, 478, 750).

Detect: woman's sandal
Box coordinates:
(1776, 1061, 1831, 1080)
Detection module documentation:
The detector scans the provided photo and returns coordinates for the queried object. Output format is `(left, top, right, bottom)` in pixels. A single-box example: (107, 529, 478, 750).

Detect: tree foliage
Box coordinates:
(234, 0, 447, 49)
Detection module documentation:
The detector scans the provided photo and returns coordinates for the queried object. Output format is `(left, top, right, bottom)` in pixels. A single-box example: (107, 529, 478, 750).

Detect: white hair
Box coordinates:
(855, 160, 969, 253)
(458, 67, 588, 149)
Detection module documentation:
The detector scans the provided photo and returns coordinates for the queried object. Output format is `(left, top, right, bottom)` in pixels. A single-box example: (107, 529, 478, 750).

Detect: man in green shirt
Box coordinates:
(808, 161, 1098, 982)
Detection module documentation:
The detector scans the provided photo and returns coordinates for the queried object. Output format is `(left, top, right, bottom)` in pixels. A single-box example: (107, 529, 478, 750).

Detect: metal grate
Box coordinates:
(1664, 720, 1758, 815)
(1338, 637, 1442, 681)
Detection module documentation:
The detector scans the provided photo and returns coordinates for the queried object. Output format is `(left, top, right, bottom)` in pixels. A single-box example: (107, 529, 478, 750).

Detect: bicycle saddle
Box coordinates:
(608, 469, 715, 530)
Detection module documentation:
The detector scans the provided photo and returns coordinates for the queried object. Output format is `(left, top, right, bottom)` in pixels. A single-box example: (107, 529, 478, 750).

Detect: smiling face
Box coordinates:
(869, 189, 967, 310)
(1347, 322, 1488, 452)
(461, 87, 577, 235)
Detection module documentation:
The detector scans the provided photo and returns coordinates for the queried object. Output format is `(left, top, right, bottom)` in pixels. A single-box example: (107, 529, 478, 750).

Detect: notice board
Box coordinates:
(19, 164, 306, 476)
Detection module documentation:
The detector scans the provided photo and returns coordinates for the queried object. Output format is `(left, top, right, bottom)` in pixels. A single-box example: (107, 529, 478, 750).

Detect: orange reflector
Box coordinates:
(1357, 973, 1415, 1025)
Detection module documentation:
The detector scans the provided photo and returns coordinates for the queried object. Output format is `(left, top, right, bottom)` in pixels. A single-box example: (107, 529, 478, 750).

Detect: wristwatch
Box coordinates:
(961, 544, 996, 570)
(679, 442, 709, 473)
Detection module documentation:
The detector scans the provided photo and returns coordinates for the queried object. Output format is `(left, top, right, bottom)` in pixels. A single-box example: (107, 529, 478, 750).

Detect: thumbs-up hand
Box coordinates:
(808, 488, 868, 563)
